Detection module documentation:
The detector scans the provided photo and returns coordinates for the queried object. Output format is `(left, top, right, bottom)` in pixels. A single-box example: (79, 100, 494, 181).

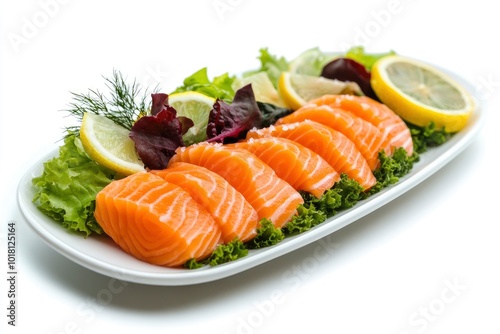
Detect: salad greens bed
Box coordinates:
(31, 46, 450, 268)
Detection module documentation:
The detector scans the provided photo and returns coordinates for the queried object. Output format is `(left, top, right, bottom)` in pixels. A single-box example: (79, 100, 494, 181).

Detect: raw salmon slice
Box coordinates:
(230, 137, 340, 198)
(169, 142, 304, 228)
(247, 120, 376, 190)
(94, 172, 222, 267)
(151, 162, 259, 243)
(276, 104, 391, 170)
(309, 94, 413, 155)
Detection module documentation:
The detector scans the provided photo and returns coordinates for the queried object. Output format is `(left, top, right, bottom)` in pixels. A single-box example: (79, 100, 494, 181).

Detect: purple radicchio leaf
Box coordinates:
(321, 57, 379, 100)
(206, 84, 262, 143)
(150, 93, 194, 133)
(151, 93, 169, 116)
(130, 94, 193, 170)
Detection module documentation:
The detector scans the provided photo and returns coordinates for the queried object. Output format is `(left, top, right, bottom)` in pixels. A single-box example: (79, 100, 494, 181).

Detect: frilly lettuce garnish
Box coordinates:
(32, 134, 115, 236)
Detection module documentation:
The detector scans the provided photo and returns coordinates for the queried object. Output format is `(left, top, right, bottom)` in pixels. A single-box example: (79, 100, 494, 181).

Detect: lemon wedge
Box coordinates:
(278, 71, 362, 110)
(233, 72, 287, 108)
(80, 112, 145, 175)
(371, 55, 475, 132)
(167, 91, 216, 145)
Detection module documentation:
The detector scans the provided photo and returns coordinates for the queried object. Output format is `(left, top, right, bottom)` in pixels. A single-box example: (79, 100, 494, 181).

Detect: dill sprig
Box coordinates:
(64, 70, 153, 134)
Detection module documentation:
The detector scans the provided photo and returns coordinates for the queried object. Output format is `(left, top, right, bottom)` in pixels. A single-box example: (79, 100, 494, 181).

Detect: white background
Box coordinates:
(1, 0, 499, 333)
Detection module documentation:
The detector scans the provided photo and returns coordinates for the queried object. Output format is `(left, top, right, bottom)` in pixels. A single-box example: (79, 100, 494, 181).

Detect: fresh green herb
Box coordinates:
(32, 133, 115, 236)
(283, 203, 327, 236)
(409, 121, 451, 154)
(331, 174, 365, 209)
(368, 148, 418, 194)
(65, 70, 151, 134)
(183, 258, 204, 269)
(171, 67, 235, 102)
(301, 189, 343, 217)
(246, 218, 285, 249)
(245, 48, 289, 88)
(184, 239, 249, 269)
(344, 46, 396, 71)
(208, 239, 249, 266)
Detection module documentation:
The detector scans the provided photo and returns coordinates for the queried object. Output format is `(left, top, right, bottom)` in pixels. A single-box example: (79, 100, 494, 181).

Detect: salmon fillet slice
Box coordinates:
(169, 142, 304, 228)
(231, 137, 340, 198)
(247, 120, 377, 190)
(94, 172, 222, 267)
(309, 94, 414, 155)
(276, 104, 391, 170)
(151, 162, 259, 243)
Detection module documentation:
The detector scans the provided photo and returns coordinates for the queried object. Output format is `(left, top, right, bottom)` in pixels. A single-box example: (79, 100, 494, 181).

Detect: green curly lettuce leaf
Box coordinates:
(331, 173, 365, 209)
(245, 48, 289, 88)
(184, 239, 249, 269)
(302, 188, 343, 218)
(31, 133, 115, 236)
(208, 239, 248, 266)
(246, 218, 285, 249)
(368, 147, 418, 195)
(283, 203, 327, 236)
(344, 46, 396, 71)
(409, 121, 451, 154)
(171, 67, 235, 102)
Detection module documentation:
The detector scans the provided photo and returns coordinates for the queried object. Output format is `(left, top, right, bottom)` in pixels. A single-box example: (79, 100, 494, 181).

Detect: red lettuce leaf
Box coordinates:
(150, 93, 194, 133)
(130, 94, 193, 170)
(321, 58, 379, 100)
(206, 85, 262, 143)
(151, 93, 169, 115)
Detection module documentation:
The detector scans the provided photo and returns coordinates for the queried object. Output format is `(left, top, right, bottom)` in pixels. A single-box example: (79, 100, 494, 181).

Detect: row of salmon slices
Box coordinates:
(93, 94, 414, 267)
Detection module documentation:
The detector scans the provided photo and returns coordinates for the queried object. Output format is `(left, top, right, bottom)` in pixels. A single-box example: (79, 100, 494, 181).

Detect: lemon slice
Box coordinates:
(278, 71, 362, 110)
(168, 91, 216, 145)
(233, 72, 287, 108)
(80, 112, 145, 175)
(371, 55, 475, 132)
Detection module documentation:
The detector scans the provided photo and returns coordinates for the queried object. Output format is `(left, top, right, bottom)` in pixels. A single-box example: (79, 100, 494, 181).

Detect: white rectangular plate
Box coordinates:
(17, 72, 483, 286)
